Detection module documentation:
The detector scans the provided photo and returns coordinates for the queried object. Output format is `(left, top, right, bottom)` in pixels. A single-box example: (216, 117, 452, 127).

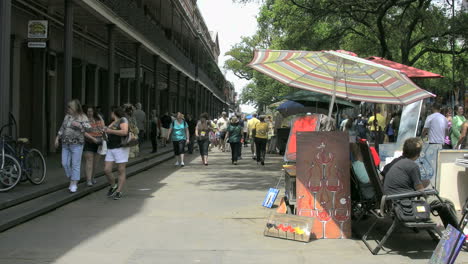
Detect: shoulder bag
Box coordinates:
(393, 199, 431, 222)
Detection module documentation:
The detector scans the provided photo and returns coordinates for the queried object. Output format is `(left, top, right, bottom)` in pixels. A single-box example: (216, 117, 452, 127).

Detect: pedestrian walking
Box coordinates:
(55, 99, 90, 193)
(242, 117, 249, 147)
(160, 112, 172, 147)
(385, 114, 396, 143)
(355, 114, 368, 139)
(103, 106, 130, 200)
(226, 116, 243, 165)
(83, 106, 105, 186)
(422, 104, 449, 148)
(195, 112, 213, 166)
(124, 104, 140, 158)
(134, 103, 146, 144)
(186, 114, 197, 154)
(368, 108, 386, 144)
(247, 113, 260, 159)
(150, 109, 160, 153)
(254, 115, 269, 166)
(167, 112, 190, 167)
(236, 113, 244, 159)
(451, 105, 465, 148)
(217, 112, 229, 152)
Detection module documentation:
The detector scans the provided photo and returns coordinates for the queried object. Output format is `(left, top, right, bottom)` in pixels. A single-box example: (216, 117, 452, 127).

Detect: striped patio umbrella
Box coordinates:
(248, 49, 435, 118)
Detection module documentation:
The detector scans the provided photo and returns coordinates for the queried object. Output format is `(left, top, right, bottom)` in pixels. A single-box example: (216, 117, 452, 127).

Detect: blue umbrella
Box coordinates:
(246, 114, 253, 119)
(277, 100, 305, 111)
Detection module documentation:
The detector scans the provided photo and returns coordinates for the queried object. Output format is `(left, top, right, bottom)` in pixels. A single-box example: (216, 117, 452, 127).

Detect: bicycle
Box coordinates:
(0, 123, 47, 192)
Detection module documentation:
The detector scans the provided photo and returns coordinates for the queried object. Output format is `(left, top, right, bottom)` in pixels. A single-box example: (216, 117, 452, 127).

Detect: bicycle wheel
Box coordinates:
(24, 148, 46, 185)
(0, 154, 22, 192)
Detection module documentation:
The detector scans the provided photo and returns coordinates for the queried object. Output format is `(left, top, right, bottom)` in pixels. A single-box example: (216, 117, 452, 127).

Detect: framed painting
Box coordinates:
(296, 131, 351, 239)
(429, 224, 465, 264)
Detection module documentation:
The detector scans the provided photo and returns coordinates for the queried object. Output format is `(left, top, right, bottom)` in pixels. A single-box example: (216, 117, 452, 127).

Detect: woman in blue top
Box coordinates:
(167, 112, 190, 167)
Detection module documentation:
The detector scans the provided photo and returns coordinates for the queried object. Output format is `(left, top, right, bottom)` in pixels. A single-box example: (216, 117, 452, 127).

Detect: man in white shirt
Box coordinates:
(422, 104, 448, 145)
(217, 112, 229, 152)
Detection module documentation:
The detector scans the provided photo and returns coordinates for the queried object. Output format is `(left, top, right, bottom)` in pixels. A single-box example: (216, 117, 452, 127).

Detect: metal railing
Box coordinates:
(97, 0, 225, 99)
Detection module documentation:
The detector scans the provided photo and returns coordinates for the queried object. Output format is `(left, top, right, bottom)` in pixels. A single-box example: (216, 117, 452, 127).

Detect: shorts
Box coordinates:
(105, 147, 130, 163)
(161, 128, 169, 138)
(83, 141, 99, 153)
(173, 140, 186, 155)
(219, 131, 227, 140)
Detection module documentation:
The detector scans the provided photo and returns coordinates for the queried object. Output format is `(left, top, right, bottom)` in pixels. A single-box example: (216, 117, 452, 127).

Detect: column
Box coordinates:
(107, 24, 115, 108)
(195, 83, 199, 117)
(135, 43, 142, 104)
(166, 64, 171, 112)
(10, 35, 20, 133)
(31, 49, 47, 153)
(80, 60, 87, 103)
(115, 77, 121, 106)
(184, 77, 189, 114)
(64, 0, 73, 107)
(94, 66, 100, 106)
(153, 55, 160, 114)
(176, 71, 181, 111)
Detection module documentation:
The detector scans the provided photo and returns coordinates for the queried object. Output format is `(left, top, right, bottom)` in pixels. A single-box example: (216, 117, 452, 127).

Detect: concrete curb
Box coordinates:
(0, 151, 174, 233)
(0, 148, 174, 211)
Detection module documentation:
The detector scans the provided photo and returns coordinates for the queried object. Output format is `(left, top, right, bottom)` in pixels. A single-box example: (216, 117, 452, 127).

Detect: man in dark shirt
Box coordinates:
(384, 137, 458, 228)
(186, 114, 197, 154)
(160, 112, 172, 147)
(355, 114, 368, 139)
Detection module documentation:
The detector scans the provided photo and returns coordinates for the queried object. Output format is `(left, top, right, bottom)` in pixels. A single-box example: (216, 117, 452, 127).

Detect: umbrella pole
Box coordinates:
(328, 78, 337, 120)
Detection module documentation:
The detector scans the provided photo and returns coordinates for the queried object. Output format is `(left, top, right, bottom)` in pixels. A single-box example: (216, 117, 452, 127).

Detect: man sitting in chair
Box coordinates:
(384, 137, 459, 229)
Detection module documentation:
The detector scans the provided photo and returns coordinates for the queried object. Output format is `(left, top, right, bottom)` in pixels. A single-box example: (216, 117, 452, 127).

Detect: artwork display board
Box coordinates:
(429, 224, 465, 264)
(396, 100, 422, 147)
(284, 115, 320, 162)
(379, 143, 441, 186)
(436, 150, 468, 210)
(264, 213, 315, 242)
(296, 132, 351, 239)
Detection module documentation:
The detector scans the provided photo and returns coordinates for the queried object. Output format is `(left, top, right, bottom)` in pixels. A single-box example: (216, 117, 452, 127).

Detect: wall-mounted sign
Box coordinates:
(27, 42, 47, 48)
(28, 20, 48, 39)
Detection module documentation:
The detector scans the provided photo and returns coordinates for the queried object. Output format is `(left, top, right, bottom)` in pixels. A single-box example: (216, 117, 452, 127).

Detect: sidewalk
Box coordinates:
(0, 149, 466, 263)
(0, 141, 170, 210)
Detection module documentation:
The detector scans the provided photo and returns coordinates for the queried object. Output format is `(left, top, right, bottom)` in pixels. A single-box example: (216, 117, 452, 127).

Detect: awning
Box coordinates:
(366, 57, 443, 79)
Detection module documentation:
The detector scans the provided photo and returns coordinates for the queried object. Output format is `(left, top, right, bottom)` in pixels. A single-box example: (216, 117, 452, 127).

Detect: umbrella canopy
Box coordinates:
(366, 57, 443, 79)
(248, 50, 435, 111)
(276, 100, 316, 116)
(276, 100, 305, 110)
(282, 90, 357, 108)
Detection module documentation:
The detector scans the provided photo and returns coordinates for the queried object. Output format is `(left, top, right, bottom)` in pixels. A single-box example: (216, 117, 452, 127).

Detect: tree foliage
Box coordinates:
(225, 0, 468, 109)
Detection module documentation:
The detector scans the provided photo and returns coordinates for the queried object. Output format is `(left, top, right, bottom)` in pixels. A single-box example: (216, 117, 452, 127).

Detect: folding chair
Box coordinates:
(357, 140, 442, 255)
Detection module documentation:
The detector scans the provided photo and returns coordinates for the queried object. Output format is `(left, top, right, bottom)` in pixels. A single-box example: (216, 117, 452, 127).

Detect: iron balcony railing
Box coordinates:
(98, 0, 224, 99)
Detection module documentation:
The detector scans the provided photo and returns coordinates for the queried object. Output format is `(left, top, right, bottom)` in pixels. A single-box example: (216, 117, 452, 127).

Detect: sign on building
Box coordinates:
(27, 20, 48, 48)
(28, 20, 48, 39)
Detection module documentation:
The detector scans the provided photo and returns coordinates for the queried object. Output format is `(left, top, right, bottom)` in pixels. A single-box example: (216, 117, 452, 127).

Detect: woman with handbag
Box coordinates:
(167, 112, 190, 167)
(103, 106, 130, 200)
(55, 99, 90, 193)
(195, 112, 212, 166)
(83, 106, 105, 186)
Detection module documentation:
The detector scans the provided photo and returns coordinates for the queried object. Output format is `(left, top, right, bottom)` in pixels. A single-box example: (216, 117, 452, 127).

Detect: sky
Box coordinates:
(197, 0, 261, 113)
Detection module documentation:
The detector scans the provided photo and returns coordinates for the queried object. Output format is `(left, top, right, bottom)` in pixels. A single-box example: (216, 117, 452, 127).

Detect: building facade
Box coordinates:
(0, 0, 235, 154)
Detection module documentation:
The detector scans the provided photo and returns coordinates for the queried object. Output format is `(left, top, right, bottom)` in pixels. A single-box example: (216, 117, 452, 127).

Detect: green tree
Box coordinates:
(227, 0, 468, 107)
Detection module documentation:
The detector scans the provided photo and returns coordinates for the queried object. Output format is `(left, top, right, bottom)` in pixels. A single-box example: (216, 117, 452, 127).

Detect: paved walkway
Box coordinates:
(1, 142, 160, 209)
(0, 149, 467, 264)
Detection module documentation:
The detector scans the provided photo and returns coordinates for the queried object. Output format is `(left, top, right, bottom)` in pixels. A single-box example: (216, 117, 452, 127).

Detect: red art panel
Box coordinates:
(284, 115, 320, 162)
(296, 132, 351, 239)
